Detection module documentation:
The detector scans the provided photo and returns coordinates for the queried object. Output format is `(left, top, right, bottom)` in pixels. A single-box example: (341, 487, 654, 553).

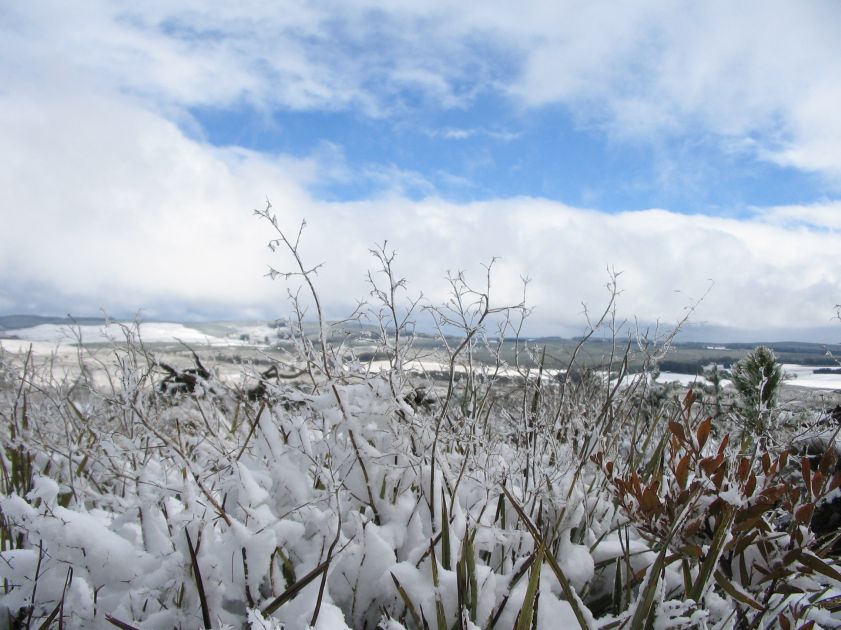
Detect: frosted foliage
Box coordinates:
(2, 302, 841, 629)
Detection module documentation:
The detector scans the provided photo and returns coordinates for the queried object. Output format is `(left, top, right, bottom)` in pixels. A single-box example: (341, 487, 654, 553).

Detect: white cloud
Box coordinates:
(757, 201, 841, 231)
(5, 1, 841, 179)
(498, 1, 841, 181)
(3, 1, 841, 335)
(1, 78, 840, 333)
(427, 127, 521, 142)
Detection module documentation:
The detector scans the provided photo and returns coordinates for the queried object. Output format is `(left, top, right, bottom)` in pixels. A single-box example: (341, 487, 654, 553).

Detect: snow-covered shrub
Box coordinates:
(604, 389, 841, 628)
(1, 208, 840, 629)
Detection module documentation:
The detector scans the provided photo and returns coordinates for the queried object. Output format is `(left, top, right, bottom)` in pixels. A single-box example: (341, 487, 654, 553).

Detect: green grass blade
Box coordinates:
(441, 488, 451, 571)
(515, 543, 544, 630)
(501, 485, 592, 629)
(391, 572, 423, 627)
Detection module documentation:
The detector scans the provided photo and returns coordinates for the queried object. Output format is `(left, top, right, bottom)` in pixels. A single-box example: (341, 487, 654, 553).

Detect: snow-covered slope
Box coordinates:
(0, 322, 246, 346)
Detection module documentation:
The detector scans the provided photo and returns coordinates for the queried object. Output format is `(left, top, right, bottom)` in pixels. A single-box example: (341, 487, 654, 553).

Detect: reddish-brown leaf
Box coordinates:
(737, 457, 750, 482)
(745, 472, 757, 498)
(696, 417, 713, 451)
(701, 453, 724, 476)
(640, 486, 661, 515)
(737, 500, 775, 522)
(795, 550, 841, 583)
(757, 565, 794, 584)
(795, 502, 815, 525)
(779, 450, 790, 470)
(802, 458, 812, 498)
(631, 472, 642, 498)
(778, 614, 792, 630)
(676, 454, 691, 490)
(712, 466, 726, 490)
(798, 621, 815, 630)
(775, 584, 805, 597)
(669, 421, 687, 444)
(733, 514, 764, 533)
(670, 435, 681, 453)
(683, 388, 696, 412)
(676, 488, 693, 505)
(812, 471, 826, 498)
(761, 483, 788, 502)
(679, 544, 702, 558)
(762, 453, 772, 476)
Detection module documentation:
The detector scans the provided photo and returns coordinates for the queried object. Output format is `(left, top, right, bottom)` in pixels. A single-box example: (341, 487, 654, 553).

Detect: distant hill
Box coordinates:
(0, 314, 108, 331)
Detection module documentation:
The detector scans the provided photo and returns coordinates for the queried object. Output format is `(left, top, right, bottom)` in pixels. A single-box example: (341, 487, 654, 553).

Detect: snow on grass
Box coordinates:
(2, 330, 841, 628)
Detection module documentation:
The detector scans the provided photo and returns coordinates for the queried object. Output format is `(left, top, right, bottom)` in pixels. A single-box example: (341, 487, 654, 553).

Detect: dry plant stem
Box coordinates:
(367, 241, 421, 403)
(256, 201, 381, 525)
(128, 400, 232, 527)
(261, 542, 351, 617)
(105, 615, 142, 630)
(235, 401, 267, 462)
(185, 529, 212, 630)
(555, 276, 618, 419)
(427, 261, 526, 526)
(24, 540, 44, 629)
(311, 503, 342, 626)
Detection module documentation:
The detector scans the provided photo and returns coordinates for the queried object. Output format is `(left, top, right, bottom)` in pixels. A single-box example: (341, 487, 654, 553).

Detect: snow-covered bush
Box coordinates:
(604, 389, 841, 628)
(1, 208, 840, 629)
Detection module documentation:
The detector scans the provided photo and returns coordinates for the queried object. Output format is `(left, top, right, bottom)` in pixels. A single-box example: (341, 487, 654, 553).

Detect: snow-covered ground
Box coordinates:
(0, 322, 247, 347)
(656, 364, 841, 391)
(5, 324, 841, 393)
(4, 333, 841, 627)
(656, 371, 716, 387)
(781, 363, 841, 390)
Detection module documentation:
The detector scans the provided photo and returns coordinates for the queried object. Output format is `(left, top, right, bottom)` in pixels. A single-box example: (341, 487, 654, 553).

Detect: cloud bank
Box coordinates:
(2, 1, 841, 336)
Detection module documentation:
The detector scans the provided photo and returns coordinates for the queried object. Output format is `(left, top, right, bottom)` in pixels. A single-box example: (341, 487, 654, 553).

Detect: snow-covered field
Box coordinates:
(0, 322, 248, 347)
(655, 371, 717, 387)
(781, 363, 841, 390)
(656, 364, 841, 391)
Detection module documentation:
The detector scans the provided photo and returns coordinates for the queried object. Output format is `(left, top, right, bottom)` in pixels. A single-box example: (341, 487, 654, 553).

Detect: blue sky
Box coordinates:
(190, 96, 827, 214)
(3, 1, 841, 339)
